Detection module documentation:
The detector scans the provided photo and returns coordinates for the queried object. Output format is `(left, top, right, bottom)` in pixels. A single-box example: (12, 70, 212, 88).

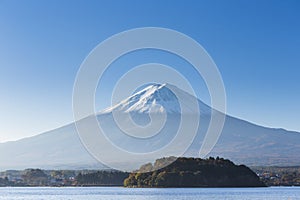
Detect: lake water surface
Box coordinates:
(0, 187, 299, 200)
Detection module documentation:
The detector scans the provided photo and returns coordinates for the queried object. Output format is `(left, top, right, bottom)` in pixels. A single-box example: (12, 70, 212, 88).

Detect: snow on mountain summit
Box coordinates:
(99, 83, 210, 114)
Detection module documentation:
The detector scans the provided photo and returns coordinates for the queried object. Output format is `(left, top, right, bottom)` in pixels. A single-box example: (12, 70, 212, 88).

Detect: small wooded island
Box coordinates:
(124, 157, 266, 187)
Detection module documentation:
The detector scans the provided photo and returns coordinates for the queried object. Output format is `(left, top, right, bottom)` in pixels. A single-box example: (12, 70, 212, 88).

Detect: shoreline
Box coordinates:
(0, 186, 299, 188)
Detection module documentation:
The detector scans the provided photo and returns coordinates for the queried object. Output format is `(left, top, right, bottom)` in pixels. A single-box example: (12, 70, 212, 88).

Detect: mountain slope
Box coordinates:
(0, 124, 102, 170)
(0, 83, 299, 170)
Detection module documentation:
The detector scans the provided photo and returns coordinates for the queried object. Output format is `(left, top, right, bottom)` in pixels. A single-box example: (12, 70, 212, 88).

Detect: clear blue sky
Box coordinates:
(0, 0, 299, 142)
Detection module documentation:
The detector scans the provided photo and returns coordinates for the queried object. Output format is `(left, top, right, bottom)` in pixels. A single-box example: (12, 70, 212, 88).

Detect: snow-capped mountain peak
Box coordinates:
(99, 83, 210, 114)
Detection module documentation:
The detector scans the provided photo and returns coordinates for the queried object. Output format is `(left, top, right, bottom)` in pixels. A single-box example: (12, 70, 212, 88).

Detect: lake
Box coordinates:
(0, 187, 299, 200)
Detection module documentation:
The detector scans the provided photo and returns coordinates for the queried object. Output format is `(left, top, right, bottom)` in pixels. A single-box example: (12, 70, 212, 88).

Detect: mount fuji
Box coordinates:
(0, 83, 300, 170)
(99, 83, 210, 115)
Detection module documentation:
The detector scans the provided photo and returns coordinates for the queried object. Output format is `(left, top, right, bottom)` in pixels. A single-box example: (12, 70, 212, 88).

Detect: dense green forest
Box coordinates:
(76, 171, 129, 186)
(124, 157, 266, 187)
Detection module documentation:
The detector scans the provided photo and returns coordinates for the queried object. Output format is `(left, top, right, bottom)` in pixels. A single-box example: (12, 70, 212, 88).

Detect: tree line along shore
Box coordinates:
(1, 157, 299, 187)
